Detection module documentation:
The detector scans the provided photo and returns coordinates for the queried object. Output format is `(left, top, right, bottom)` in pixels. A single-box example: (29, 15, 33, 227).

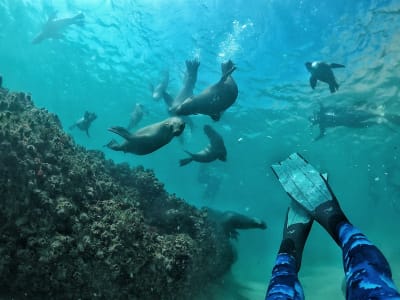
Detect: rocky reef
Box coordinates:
(0, 87, 235, 299)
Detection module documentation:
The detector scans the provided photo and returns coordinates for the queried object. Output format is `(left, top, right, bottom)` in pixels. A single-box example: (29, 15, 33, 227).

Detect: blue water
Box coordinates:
(1, 0, 400, 299)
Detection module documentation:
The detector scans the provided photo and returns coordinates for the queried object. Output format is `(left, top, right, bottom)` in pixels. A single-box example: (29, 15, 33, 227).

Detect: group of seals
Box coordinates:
(32, 12, 85, 44)
(305, 61, 345, 93)
(104, 59, 236, 164)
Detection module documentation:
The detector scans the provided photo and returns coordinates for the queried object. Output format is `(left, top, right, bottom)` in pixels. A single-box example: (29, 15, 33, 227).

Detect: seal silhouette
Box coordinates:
(179, 125, 226, 166)
(106, 116, 185, 155)
(32, 12, 85, 44)
(69, 111, 97, 137)
(173, 60, 238, 121)
(305, 61, 345, 93)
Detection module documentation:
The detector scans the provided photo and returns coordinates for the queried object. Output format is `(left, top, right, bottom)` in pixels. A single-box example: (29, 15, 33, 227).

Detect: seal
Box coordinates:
(305, 61, 345, 93)
(106, 116, 185, 155)
(150, 71, 169, 101)
(309, 103, 378, 140)
(126, 103, 144, 130)
(163, 59, 200, 109)
(69, 111, 97, 137)
(206, 208, 267, 239)
(32, 11, 85, 44)
(0, 75, 3, 88)
(179, 125, 227, 166)
(173, 60, 238, 121)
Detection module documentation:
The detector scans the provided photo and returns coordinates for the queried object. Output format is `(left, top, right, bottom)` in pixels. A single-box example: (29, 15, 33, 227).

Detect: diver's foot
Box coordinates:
(272, 153, 348, 245)
(279, 202, 313, 272)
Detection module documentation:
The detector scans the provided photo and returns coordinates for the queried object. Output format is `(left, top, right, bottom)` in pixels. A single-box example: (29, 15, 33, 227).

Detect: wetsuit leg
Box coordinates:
(265, 253, 304, 300)
(338, 222, 400, 299)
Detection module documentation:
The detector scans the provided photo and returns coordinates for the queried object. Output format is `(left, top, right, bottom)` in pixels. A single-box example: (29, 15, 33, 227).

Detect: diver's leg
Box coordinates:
(338, 222, 400, 299)
(265, 204, 312, 300)
(271, 153, 400, 299)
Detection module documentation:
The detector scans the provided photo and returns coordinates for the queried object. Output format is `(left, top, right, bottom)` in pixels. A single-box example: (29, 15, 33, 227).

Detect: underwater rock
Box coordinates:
(0, 88, 235, 299)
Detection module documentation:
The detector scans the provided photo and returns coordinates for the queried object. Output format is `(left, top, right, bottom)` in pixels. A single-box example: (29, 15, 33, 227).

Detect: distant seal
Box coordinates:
(0, 75, 2, 88)
(179, 125, 227, 166)
(305, 61, 345, 93)
(126, 103, 144, 131)
(106, 116, 185, 155)
(309, 103, 378, 140)
(150, 71, 169, 100)
(32, 12, 85, 44)
(173, 60, 238, 121)
(206, 208, 267, 239)
(69, 111, 97, 137)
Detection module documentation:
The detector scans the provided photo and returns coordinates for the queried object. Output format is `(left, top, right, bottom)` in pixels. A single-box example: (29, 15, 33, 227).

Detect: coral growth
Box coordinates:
(0, 88, 235, 299)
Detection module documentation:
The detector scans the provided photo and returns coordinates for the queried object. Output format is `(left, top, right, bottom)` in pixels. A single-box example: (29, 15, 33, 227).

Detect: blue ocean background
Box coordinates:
(1, 0, 400, 298)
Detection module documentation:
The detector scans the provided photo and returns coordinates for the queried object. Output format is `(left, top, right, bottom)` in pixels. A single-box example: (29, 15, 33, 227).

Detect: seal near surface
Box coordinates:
(305, 61, 345, 93)
(173, 60, 238, 121)
(179, 125, 227, 166)
(32, 12, 85, 44)
(106, 116, 185, 155)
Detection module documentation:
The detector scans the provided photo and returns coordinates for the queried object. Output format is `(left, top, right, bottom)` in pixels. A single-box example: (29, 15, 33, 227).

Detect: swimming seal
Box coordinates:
(106, 116, 185, 155)
(305, 61, 345, 93)
(173, 60, 238, 121)
(127, 103, 144, 130)
(32, 12, 85, 44)
(179, 125, 226, 166)
(150, 71, 169, 101)
(69, 111, 97, 137)
(309, 103, 378, 140)
(206, 208, 267, 239)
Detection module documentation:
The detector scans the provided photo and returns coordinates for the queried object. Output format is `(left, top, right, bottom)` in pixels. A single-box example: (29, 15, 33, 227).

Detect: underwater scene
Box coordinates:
(1, 0, 400, 299)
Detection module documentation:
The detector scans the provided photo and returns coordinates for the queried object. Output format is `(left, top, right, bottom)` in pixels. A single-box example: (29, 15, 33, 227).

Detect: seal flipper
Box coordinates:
(104, 139, 121, 151)
(217, 65, 236, 86)
(309, 76, 317, 89)
(179, 151, 194, 166)
(329, 83, 336, 93)
(330, 63, 345, 69)
(85, 129, 90, 137)
(108, 126, 132, 140)
(162, 91, 174, 108)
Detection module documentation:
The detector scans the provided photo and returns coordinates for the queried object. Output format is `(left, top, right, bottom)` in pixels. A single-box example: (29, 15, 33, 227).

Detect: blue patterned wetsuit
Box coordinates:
(266, 222, 400, 300)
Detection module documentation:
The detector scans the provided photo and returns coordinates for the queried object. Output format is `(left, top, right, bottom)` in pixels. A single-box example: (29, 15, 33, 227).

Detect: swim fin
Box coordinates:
(271, 153, 333, 213)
